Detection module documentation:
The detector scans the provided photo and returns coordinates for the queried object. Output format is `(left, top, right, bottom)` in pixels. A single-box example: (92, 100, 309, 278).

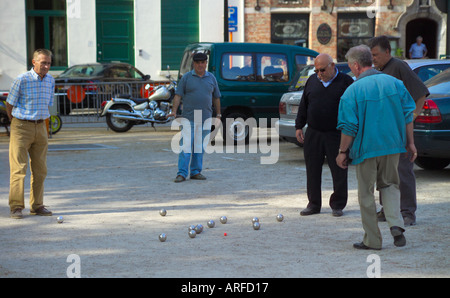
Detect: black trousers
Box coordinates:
(303, 127, 348, 211)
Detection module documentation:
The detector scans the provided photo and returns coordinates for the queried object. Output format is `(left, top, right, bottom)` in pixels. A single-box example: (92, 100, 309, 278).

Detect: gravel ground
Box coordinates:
(0, 123, 448, 280)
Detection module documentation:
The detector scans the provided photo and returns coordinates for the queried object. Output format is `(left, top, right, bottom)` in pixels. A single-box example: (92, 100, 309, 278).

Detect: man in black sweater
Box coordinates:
(295, 53, 354, 216)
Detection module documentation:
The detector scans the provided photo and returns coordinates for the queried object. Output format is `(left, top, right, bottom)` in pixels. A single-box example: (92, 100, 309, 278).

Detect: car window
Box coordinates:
(295, 55, 315, 73)
(289, 65, 315, 91)
(108, 66, 133, 79)
(221, 53, 289, 82)
(129, 67, 145, 79)
(256, 53, 288, 82)
(415, 64, 450, 82)
(59, 65, 104, 77)
(221, 53, 255, 81)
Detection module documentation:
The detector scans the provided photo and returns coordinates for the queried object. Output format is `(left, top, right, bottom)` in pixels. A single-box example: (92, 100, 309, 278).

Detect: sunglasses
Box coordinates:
(314, 62, 331, 73)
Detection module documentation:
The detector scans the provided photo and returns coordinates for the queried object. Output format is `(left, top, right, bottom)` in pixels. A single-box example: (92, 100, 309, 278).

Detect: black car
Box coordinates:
(54, 63, 151, 115)
(414, 69, 450, 170)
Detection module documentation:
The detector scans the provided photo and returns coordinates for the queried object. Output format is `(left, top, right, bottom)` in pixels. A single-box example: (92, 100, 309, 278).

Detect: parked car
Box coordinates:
(54, 62, 151, 115)
(179, 42, 318, 143)
(414, 68, 450, 170)
(278, 63, 353, 145)
(279, 59, 450, 146)
(404, 59, 450, 82)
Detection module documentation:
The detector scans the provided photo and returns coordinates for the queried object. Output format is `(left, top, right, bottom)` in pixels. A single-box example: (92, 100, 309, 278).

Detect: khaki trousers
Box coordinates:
(9, 118, 48, 211)
(355, 154, 404, 249)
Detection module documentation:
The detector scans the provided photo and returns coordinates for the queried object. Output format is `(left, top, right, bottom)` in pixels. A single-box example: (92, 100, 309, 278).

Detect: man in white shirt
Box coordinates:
(409, 36, 427, 59)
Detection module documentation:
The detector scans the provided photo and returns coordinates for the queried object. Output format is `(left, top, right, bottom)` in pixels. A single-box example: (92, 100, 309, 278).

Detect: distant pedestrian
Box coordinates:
(6, 49, 55, 219)
(409, 36, 427, 59)
(336, 45, 417, 250)
(167, 52, 221, 182)
(295, 53, 353, 217)
(368, 35, 429, 226)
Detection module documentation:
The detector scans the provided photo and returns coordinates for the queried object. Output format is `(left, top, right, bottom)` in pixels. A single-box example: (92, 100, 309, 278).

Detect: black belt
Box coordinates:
(18, 118, 44, 124)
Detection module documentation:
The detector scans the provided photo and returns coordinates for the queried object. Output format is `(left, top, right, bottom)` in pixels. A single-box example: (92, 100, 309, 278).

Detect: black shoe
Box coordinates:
(353, 242, 381, 250)
(300, 207, 320, 216)
(390, 226, 406, 247)
(403, 217, 416, 226)
(332, 209, 343, 217)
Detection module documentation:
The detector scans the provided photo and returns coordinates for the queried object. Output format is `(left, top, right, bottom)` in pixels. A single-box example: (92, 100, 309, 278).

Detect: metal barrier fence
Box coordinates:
(54, 80, 167, 123)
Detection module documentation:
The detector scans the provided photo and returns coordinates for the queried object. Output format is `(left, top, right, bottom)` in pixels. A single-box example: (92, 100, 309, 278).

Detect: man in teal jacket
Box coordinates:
(336, 45, 417, 250)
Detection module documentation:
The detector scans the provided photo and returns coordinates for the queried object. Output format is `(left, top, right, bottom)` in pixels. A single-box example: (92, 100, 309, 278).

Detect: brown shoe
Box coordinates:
(174, 175, 186, 183)
(30, 206, 53, 216)
(190, 173, 206, 180)
(10, 208, 23, 219)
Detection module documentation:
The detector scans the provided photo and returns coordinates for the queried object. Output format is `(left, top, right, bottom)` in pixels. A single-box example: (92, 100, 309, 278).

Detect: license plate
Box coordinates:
(290, 105, 298, 115)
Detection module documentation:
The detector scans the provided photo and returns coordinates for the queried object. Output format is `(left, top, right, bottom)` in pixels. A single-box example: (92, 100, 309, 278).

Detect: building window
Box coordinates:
(26, 0, 67, 69)
(337, 13, 375, 62)
(271, 14, 309, 47)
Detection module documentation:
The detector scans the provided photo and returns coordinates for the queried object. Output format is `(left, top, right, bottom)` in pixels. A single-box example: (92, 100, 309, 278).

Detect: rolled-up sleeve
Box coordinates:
(337, 91, 358, 137)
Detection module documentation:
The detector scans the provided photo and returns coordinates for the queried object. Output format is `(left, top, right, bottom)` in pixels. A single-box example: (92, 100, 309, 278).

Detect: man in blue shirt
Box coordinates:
(168, 52, 221, 182)
(6, 49, 55, 219)
(336, 45, 417, 250)
(409, 36, 427, 59)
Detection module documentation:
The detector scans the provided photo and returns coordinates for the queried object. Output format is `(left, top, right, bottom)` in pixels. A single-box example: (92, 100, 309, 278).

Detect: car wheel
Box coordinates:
(414, 157, 450, 170)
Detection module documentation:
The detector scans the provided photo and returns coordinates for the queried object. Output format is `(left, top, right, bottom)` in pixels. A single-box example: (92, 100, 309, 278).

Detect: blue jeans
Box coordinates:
(177, 122, 210, 178)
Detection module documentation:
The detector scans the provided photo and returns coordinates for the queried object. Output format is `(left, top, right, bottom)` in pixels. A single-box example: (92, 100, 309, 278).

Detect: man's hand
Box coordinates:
(336, 151, 349, 169)
(406, 143, 418, 163)
(295, 129, 304, 144)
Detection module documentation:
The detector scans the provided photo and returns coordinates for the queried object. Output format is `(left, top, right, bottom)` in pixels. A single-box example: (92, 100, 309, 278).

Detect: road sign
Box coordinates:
(228, 6, 237, 32)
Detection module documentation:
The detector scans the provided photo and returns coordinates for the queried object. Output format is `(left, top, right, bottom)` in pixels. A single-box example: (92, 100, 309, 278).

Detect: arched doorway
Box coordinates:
(406, 18, 438, 58)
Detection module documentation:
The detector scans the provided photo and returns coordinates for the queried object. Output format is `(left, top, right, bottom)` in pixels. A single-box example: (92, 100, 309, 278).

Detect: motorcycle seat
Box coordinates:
(115, 94, 148, 104)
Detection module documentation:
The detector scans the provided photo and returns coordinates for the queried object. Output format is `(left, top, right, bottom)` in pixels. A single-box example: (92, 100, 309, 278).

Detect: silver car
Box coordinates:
(279, 59, 450, 145)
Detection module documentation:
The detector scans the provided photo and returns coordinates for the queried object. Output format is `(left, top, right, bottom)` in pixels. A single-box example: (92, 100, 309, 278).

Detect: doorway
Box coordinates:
(96, 0, 135, 65)
(405, 18, 437, 58)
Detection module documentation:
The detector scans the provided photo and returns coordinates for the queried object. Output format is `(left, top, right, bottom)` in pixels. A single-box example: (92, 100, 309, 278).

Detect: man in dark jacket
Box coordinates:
(368, 36, 429, 226)
(295, 53, 353, 216)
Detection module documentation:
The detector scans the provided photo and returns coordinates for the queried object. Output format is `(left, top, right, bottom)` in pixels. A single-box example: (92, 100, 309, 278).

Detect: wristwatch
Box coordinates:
(338, 148, 349, 155)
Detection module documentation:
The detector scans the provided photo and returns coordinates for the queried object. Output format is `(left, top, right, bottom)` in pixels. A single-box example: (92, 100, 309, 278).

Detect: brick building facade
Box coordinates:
(243, 0, 447, 61)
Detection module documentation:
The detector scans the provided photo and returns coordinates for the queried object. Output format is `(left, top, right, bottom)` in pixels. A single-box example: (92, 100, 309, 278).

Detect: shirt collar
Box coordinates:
(318, 67, 339, 86)
(357, 68, 382, 80)
(191, 69, 209, 77)
(30, 67, 47, 81)
(379, 57, 394, 71)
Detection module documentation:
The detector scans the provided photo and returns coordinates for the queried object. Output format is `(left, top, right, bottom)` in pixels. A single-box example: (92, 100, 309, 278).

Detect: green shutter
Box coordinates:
(161, 0, 199, 70)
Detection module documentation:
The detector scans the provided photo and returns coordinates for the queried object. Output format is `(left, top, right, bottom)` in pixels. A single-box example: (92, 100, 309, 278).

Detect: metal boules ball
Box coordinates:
(159, 233, 167, 242)
(220, 216, 227, 224)
(252, 217, 259, 223)
(207, 220, 215, 228)
(194, 224, 203, 234)
(159, 209, 167, 216)
(276, 214, 284, 222)
(188, 225, 196, 231)
(188, 230, 197, 238)
(253, 222, 261, 230)
(57, 216, 64, 224)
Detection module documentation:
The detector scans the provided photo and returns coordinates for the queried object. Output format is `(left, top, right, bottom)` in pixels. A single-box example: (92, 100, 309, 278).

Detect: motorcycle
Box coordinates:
(101, 72, 176, 132)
